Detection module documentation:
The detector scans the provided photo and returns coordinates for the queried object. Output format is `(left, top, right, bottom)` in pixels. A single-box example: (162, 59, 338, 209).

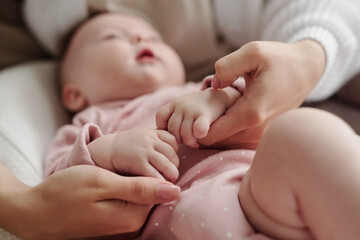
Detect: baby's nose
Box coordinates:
(130, 35, 151, 43)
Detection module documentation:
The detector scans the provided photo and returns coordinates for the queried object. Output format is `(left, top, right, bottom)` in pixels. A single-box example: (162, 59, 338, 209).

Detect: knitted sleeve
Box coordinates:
(261, 0, 360, 101)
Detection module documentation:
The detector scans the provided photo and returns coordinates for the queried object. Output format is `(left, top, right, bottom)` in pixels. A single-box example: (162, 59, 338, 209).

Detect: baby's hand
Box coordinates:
(113, 128, 179, 182)
(156, 87, 240, 148)
(89, 128, 179, 183)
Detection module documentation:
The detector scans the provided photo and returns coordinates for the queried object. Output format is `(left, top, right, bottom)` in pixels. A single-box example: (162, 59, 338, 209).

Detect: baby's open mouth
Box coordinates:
(136, 48, 156, 63)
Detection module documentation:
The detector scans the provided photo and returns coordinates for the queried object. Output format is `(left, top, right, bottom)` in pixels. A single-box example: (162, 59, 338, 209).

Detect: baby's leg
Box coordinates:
(239, 108, 360, 240)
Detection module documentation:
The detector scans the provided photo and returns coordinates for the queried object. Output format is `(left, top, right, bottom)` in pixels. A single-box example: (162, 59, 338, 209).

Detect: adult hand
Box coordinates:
(0, 164, 180, 240)
(199, 40, 326, 148)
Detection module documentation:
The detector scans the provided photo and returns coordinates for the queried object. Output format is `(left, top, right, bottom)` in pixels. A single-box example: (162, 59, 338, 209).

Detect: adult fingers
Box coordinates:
(93, 201, 153, 237)
(212, 42, 259, 89)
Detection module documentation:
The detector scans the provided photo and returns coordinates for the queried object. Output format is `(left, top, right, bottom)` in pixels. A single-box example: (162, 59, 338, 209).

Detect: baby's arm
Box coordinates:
(156, 84, 241, 148)
(87, 128, 180, 183)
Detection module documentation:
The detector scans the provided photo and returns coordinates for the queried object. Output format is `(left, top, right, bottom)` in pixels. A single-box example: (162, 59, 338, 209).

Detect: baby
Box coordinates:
(46, 12, 360, 240)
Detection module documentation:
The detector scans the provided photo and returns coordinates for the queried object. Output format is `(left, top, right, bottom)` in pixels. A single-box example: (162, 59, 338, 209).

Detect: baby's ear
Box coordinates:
(61, 83, 88, 112)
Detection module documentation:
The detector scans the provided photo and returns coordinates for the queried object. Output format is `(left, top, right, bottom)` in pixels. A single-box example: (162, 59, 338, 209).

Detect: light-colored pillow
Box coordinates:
(0, 61, 69, 185)
(0, 61, 69, 239)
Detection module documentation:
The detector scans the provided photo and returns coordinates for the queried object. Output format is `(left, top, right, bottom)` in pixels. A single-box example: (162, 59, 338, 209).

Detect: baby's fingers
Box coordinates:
(156, 131, 180, 167)
(149, 152, 179, 183)
(157, 130, 179, 152)
(193, 115, 211, 139)
(156, 104, 174, 130)
(166, 109, 183, 143)
(180, 115, 199, 148)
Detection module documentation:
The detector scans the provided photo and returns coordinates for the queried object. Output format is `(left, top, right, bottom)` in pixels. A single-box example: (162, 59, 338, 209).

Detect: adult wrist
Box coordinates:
(288, 27, 339, 101)
(294, 39, 326, 84)
(0, 185, 33, 239)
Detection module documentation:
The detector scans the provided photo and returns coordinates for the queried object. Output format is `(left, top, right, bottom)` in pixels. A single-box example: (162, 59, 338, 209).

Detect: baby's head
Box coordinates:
(60, 13, 185, 112)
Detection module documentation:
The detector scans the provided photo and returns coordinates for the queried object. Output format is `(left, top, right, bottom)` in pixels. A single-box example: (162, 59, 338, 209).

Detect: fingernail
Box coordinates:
(211, 75, 220, 89)
(157, 184, 181, 200)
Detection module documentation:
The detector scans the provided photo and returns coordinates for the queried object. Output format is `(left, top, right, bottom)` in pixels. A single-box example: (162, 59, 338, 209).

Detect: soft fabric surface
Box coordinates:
(139, 146, 270, 240)
(0, 61, 69, 183)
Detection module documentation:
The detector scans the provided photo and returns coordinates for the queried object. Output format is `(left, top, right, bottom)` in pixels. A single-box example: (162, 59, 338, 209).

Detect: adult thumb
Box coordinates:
(104, 175, 181, 205)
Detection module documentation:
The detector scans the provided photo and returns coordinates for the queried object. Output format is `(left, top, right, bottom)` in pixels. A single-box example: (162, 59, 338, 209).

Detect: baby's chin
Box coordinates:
(141, 74, 183, 90)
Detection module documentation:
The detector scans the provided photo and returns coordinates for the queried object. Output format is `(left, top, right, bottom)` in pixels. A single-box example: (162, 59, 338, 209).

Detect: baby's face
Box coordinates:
(61, 13, 185, 110)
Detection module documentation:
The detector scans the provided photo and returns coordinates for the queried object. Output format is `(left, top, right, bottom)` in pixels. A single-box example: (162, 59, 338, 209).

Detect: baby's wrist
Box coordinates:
(87, 133, 117, 171)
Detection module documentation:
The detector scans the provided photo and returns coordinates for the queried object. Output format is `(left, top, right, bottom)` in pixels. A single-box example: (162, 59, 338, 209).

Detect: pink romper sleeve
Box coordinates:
(44, 123, 103, 178)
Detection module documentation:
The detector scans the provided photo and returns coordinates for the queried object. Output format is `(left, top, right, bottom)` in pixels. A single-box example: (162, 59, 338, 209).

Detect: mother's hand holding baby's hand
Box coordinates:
(199, 40, 326, 148)
(1, 164, 180, 240)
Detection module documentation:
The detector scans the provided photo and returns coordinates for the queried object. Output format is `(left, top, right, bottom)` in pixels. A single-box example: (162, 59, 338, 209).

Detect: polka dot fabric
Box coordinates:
(139, 146, 272, 240)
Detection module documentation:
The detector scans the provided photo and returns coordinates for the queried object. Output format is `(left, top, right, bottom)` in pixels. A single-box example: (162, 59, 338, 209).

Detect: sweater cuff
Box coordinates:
(288, 26, 339, 101)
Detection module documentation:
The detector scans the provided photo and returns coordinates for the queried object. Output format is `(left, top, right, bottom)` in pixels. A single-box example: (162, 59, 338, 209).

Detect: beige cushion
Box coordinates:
(0, 61, 69, 185)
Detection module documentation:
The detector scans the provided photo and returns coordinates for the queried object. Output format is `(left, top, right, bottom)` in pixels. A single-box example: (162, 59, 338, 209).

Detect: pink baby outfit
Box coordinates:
(45, 82, 270, 240)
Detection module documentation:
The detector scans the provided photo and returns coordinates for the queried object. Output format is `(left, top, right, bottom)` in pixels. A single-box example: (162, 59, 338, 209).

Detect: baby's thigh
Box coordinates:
(238, 108, 319, 239)
(239, 108, 360, 240)
(239, 169, 313, 240)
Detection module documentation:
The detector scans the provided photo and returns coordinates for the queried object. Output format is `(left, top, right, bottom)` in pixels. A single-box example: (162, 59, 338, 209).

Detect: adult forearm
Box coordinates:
(0, 163, 28, 191)
(0, 163, 31, 238)
(263, 0, 360, 101)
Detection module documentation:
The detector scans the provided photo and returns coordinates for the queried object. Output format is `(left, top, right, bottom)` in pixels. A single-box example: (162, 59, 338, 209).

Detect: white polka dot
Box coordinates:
(155, 222, 159, 227)
(219, 156, 223, 161)
(200, 195, 205, 200)
(182, 155, 186, 160)
(226, 232, 233, 238)
(241, 151, 245, 156)
(171, 226, 174, 231)
(169, 206, 173, 210)
(224, 207, 229, 212)
(200, 222, 206, 228)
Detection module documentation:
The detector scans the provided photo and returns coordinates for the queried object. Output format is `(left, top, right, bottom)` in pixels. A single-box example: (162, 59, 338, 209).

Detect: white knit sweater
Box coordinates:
(24, 0, 360, 102)
(214, 0, 360, 101)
